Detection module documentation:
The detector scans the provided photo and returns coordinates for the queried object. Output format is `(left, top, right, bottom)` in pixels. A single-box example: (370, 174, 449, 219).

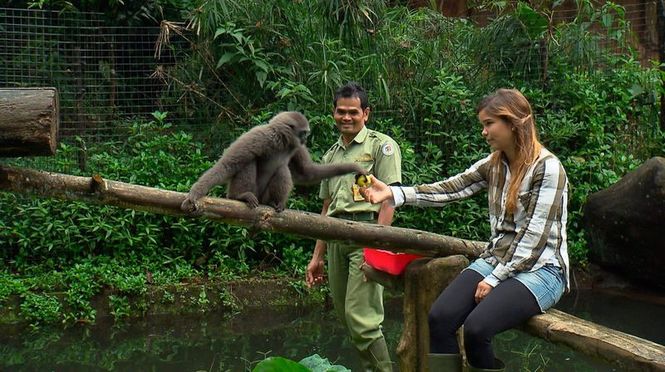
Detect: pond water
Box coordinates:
(1, 289, 663, 371)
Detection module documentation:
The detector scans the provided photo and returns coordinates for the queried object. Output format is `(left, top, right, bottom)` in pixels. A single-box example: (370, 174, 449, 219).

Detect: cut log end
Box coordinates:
(0, 88, 60, 157)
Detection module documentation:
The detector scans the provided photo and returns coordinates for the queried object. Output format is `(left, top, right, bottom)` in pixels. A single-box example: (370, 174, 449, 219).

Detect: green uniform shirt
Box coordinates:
(319, 125, 402, 216)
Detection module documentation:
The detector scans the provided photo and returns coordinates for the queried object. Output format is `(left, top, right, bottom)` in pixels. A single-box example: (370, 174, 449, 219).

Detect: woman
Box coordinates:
(361, 89, 569, 372)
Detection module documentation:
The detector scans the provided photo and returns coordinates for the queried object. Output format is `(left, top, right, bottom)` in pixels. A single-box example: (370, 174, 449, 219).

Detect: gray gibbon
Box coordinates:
(181, 111, 365, 213)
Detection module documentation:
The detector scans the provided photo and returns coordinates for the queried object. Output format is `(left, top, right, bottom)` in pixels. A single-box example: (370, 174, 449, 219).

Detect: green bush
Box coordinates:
(1, 0, 663, 324)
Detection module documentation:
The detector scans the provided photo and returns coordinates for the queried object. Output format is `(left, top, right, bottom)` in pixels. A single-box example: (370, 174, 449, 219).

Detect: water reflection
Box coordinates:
(1, 290, 661, 371)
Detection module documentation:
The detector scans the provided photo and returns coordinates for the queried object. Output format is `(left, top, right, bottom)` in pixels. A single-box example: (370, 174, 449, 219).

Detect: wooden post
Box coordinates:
(397, 256, 469, 372)
(0, 88, 59, 157)
(658, 0, 665, 131)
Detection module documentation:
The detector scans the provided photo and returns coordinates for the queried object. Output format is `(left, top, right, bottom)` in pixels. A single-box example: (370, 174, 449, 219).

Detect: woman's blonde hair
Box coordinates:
(476, 88, 542, 214)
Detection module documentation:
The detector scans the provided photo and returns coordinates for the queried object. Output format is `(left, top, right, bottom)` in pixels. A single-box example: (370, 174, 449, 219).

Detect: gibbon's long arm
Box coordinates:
(289, 147, 366, 185)
(186, 159, 232, 201)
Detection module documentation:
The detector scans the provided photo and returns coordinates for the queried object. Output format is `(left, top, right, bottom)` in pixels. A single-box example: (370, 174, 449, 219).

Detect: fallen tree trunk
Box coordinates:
(0, 88, 59, 157)
(524, 309, 665, 372)
(0, 165, 486, 257)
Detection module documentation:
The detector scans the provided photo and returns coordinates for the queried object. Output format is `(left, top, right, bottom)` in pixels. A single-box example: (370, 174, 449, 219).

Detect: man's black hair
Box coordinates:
(333, 82, 369, 109)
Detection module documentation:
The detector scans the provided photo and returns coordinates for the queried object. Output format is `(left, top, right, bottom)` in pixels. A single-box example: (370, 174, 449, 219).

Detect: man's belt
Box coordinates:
(334, 212, 377, 221)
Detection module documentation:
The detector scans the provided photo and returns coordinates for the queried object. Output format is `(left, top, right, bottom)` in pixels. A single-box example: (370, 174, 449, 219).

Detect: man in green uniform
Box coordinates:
(306, 82, 402, 372)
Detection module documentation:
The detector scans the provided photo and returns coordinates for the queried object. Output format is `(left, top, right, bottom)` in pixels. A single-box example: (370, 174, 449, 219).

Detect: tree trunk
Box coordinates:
(397, 256, 469, 372)
(0, 165, 486, 257)
(0, 88, 59, 157)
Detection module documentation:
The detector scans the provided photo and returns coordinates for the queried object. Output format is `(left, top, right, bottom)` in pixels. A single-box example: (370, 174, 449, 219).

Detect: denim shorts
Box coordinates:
(466, 258, 565, 312)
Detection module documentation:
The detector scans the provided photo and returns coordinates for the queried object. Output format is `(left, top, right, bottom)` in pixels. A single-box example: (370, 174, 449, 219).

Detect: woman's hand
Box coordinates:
(474, 280, 494, 303)
(359, 175, 394, 204)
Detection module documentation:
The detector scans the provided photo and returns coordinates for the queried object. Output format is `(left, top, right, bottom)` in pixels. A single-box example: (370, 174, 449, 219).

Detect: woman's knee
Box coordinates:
(463, 317, 492, 344)
(428, 306, 458, 333)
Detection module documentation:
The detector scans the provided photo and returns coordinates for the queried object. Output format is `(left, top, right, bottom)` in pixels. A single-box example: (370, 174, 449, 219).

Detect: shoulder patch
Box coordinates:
(381, 142, 395, 156)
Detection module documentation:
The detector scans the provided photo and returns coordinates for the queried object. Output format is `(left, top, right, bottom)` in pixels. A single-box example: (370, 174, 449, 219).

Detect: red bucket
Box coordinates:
(363, 248, 422, 275)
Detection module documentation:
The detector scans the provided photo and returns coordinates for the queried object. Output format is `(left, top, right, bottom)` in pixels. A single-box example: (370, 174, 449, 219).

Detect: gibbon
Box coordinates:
(181, 111, 364, 213)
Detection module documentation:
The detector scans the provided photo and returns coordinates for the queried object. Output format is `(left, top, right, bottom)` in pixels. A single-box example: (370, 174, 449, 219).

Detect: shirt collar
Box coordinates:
(336, 125, 369, 148)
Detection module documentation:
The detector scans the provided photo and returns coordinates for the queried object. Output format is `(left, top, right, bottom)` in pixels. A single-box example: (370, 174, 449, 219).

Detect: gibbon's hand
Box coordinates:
(359, 175, 394, 204)
(354, 165, 369, 176)
(475, 280, 493, 303)
(306, 258, 326, 288)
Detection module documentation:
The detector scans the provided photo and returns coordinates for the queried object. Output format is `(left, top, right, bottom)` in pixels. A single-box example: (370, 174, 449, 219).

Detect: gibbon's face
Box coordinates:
(297, 127, 310, 145)
(333, 97, 369, 142)
(289, 114, 311, 145)
(478, 109, 515, 153)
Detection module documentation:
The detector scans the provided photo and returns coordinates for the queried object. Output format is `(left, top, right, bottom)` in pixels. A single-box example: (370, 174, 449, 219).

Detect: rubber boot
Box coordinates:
(427, 353, 462, 372)
(357, 337, 393, 372)
(467, 358, 505, 372)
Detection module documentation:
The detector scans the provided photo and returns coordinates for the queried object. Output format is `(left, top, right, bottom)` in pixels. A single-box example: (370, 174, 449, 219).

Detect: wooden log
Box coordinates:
(0, 88, 59, 157)
(524, 309, 665, 372)
(397, 256, 469, 372)
(0, 165, 487, 258)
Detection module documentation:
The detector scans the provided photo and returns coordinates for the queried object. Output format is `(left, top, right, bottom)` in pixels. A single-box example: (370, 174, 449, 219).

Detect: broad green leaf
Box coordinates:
(252, 357, 310, 372)
(299, 354, 350, 372)
(216, 52, 235, 68)
(516, 3, 548, 39)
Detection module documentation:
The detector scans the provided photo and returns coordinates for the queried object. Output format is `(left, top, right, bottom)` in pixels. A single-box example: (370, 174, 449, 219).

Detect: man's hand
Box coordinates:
(474, 280, 494, 303)
(359, 175, 394, 204)
(306, 258, 326, 288)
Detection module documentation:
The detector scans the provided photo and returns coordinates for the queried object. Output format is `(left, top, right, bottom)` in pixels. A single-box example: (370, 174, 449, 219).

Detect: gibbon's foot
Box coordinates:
(268, 200, 287, 213)
(237, 192, 259, 209)
(181, 197, 202, 215)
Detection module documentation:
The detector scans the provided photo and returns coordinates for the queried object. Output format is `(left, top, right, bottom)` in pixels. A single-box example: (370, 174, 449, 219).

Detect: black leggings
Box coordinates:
(428, 269, 541, 369)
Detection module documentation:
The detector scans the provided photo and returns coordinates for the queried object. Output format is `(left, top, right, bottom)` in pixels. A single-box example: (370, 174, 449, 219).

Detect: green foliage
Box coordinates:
(299, 354, 351, 372)
(19, 293, 61, 325)
(251, 354, 350, 372)
(253, 356, 310, 372)
(109, 295, 131, 320)
(2, 0, 663, 324)
(24, 0, 195, 25)
(214, 22, 278, 88)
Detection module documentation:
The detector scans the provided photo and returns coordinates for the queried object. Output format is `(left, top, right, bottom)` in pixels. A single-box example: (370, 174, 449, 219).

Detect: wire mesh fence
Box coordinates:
(0, 6, 187, 143)
(0, 3, 662, 174)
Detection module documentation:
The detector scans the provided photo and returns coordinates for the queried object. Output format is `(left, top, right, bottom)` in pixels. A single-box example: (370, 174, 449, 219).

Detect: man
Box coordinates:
(306, 82, 402, 372)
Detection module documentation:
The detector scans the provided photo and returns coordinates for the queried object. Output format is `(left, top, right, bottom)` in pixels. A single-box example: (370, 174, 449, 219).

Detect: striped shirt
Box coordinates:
(391, 148, 569, 290)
